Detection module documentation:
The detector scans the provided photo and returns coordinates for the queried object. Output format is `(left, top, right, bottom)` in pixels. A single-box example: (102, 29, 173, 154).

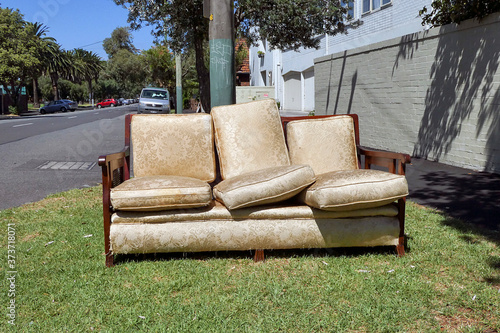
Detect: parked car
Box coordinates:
(60, 99, 77, 111)
(39, 100, 72, 114)
(96, 99, 118, 109)
(138, 87, 170, 114)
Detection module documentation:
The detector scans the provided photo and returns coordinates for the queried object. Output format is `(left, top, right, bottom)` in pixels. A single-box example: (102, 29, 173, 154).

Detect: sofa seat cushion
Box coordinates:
(211, 99, 291, 179)
(213, 164, 316, 210)
(111, 175, 212, 211)
(300, 169, 408, 211)
(111, 200, 399, 224)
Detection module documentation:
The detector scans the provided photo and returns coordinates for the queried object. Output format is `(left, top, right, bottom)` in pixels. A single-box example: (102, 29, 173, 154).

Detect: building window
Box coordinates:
(363, 0, 391, 14)
(341, 0, 354, 19)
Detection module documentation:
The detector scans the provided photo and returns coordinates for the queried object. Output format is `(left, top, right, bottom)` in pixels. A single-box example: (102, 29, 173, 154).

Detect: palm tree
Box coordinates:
(26, 22, 55, 107)
(44, 44, 71, 101)
(70, 49, 103, 104)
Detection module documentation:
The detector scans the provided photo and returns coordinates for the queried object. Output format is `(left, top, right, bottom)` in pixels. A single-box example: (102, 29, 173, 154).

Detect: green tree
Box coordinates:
(143, 45, 176, 91)
(101, 27, 147, 98)
(38, 75, 54, 102)
(0, 7, 41, 110)
(235, 0, 348, 50)
(69, 82, 88, 103)
(103, 27, 138, 58)
(70, 48, 103, 103)
(420, 0, 500, 27)
(105, 49, 148, 98)
(114, 0, 349, 111)
(94, 78, 121, 101)
(179, 47, 203, 109)
(25, 22, 55, 108)
(45, 45, 72, 101)
(58, 78, 74, 100)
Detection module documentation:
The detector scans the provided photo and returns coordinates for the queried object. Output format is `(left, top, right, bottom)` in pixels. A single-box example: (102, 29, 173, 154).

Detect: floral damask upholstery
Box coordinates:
(110, 175, 212, 211)
(131, 114, 216, 182)
(286, 116, 359, 174)
(211, 99, 290, 179)
(299, 169, 409, 211)
(110, 216, 400, 254)
(213, 164, 316, 210)
(110, 201, 400, 254)
(111, 200, 399, 224)
(102, 108, 409, 263)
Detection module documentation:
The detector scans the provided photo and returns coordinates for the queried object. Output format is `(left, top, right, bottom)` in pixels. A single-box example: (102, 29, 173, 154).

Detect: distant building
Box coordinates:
(249, 0, 432, 111)
(0, 86, 28, 114)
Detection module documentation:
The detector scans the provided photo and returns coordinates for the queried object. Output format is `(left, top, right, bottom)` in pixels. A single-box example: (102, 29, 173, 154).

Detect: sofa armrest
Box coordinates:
(98, 146, 130, 267)
(358, 145, 411, 175)
(98, 146, 131, 188)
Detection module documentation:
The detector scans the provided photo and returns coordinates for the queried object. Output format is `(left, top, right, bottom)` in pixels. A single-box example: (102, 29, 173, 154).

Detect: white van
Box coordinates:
(138, 87, 170, 114)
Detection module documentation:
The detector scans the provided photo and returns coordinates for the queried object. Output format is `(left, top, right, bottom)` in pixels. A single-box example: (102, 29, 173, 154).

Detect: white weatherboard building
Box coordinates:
(249, 0, 433, 112)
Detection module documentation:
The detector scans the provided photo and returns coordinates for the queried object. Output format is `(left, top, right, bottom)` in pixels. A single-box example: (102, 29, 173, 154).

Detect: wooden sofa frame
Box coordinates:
(99, 113, 411, 267)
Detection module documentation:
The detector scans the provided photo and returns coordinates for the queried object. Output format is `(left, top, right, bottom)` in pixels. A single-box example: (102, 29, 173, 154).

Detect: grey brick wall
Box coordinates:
(315, 14, 500, 174)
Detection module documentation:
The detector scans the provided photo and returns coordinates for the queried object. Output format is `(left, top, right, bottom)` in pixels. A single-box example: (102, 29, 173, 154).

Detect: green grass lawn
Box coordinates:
(1, 186, 499, 332)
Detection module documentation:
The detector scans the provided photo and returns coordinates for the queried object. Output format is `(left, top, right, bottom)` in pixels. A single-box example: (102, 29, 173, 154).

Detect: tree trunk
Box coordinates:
(9, 79, 19, 108)
(32, 78, 40, 108)
(87, 79, 93, 104)
(194, 36, 210, 113)
(50, 72, 59, 100)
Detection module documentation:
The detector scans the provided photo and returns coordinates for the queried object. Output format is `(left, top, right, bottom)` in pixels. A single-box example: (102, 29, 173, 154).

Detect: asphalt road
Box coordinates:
(0, 105, 136, 210)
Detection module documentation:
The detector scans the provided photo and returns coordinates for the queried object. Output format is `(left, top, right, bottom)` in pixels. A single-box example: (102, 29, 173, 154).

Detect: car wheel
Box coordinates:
(97, 105, 102, 109)
(61, 107, 67, 112)
(40, 109, 46, 114)
(110, 103, 115, 107)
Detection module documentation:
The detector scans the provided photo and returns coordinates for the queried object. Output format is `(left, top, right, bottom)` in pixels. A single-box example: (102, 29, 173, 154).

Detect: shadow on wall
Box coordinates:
(324, 51, 356, 115)
(478, 86, 500, 172)
(392, 32, 425, 76)
(412, 22, 500, 172)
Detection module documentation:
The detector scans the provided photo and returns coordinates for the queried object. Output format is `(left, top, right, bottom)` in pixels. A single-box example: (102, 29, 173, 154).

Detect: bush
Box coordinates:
(8, 105, 18, 115)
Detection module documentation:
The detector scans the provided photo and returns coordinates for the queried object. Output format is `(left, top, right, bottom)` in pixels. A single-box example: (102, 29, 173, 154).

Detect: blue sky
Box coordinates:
(2, 0, 157, 60)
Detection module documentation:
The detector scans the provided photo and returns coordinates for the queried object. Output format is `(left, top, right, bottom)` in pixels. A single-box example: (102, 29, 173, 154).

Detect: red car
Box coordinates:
(96, 99, 118, 109)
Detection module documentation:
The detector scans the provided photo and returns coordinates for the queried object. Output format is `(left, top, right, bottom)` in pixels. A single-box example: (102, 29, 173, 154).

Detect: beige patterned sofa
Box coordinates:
(98, 99, 410, 267)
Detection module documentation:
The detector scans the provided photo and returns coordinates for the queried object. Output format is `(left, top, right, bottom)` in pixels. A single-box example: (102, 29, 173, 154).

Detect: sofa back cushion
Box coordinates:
(286, 116, 359, 174)
(131, 114, 216, 182)
(211, 99, 290, 179)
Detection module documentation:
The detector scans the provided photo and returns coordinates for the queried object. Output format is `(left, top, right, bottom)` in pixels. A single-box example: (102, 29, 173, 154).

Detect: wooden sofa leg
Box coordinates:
(397, 198, 406, 257)
(105, 253, 114, 267)
(396, 236, 405, 257)
(254, 249, 265, 262)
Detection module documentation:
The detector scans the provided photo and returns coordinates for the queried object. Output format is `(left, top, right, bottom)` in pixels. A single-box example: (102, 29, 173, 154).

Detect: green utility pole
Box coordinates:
(176, 53, 182, 114)
(208, 0, 236, 108)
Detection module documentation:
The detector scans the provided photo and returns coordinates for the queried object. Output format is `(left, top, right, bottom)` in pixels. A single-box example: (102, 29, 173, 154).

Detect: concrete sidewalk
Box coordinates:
(0, 110, 38, 120)
(405, 157, 500, 240)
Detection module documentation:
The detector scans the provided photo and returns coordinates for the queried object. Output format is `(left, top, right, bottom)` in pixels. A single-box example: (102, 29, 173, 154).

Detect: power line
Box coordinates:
(77, 40, 104, 48)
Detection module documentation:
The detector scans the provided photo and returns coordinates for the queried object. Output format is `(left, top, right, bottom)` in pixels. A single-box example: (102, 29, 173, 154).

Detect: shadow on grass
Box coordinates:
(114, 246, 403, 265)
(484, 256, 500, 287)
(438, 214, 500, 285)
(409, 168, 500, 246)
